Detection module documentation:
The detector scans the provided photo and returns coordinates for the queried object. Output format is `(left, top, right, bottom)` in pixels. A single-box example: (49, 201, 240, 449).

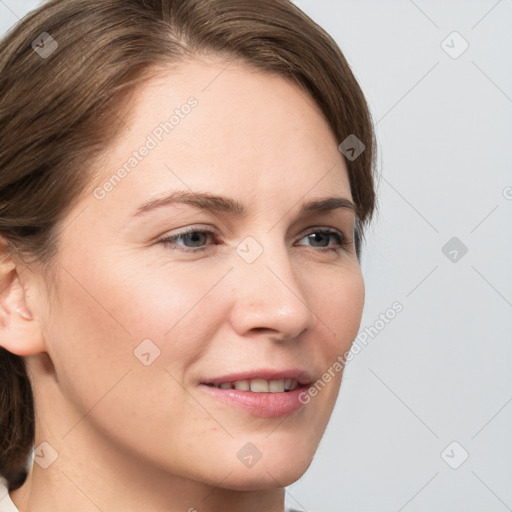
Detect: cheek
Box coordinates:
(48, 257, 230, 388)
(310, 264, 365, 353)
(108, 257, 230, 331)
(334, 270, 365, 346)
(44, 260, 225, 465)
(305, 267, 365, 405)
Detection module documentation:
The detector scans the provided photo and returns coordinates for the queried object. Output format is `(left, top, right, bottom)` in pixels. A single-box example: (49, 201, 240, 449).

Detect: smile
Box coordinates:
(204, 378, 300, 392)
(199, 369, 313, 417)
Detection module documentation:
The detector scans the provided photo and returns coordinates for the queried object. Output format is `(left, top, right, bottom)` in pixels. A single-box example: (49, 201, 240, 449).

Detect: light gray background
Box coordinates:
(1, 1, 511, 511)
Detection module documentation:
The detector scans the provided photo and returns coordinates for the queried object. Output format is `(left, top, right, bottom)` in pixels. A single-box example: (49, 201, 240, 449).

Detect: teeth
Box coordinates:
(250, 379, 269, 393)
(289, 379, 298, 391)
(234, 380, 250, 391)
(269, 379, 285, 392)
(210, 378, 299, 393)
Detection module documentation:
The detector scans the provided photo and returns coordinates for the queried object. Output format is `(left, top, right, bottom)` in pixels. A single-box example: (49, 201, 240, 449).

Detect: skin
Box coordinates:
(1, 55, 365, 512)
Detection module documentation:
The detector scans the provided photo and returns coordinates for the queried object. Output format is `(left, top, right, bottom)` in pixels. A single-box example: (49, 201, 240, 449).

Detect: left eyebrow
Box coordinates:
(132, 191, 357, 218)
(299, 196, 356, 216)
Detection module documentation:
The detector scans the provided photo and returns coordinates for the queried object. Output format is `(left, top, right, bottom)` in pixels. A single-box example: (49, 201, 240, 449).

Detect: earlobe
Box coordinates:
(0, 244, 45, 356)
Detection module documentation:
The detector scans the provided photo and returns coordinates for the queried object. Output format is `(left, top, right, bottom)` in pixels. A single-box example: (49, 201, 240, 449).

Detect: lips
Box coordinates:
(199, 368, 313, 417)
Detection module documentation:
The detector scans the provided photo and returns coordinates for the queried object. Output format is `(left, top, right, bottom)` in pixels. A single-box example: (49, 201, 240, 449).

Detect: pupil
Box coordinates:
(187, 232, 205, 247)
(310, 233, 327, 247)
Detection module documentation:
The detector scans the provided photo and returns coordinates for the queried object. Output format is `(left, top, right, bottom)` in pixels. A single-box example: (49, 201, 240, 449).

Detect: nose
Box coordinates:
(228, 237, 319, 341)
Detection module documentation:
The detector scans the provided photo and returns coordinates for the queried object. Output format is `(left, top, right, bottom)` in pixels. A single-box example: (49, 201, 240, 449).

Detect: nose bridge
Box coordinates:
(229, 233, 318, 338)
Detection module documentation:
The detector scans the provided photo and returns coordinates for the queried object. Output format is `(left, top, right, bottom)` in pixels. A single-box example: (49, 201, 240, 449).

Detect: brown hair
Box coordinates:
(0, 0, 377, 491)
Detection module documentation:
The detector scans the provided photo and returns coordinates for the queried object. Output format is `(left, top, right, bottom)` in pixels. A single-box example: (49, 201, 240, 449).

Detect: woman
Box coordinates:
(0, 0, 376, 510)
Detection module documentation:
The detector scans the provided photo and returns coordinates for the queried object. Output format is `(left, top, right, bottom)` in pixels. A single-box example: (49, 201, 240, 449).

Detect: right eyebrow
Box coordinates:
(132, 191, 247, 218)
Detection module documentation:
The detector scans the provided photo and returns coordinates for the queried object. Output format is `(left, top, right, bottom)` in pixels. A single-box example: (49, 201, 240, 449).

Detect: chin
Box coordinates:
(211, 447, 316, 491)
(222, 467, 311, 492)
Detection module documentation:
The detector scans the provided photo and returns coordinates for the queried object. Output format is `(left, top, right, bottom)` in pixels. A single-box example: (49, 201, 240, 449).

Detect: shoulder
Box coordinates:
(0, 478, 18, 512)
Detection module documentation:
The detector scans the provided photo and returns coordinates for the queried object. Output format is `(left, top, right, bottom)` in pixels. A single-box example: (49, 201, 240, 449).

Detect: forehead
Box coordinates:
(87, 56, 351, 211)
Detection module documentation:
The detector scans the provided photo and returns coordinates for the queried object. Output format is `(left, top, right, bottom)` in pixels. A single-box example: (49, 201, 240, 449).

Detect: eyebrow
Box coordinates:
(132, 191, 357, 218)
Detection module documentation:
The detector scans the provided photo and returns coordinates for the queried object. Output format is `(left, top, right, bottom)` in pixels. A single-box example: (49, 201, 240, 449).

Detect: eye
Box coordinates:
(158, 226, 351, 254)
(159, 227, 218, 253)
(296, 228, 348, 251)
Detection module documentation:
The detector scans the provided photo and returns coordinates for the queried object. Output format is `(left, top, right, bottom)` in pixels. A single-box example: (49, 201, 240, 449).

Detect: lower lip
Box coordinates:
(199, 384, 308, 418)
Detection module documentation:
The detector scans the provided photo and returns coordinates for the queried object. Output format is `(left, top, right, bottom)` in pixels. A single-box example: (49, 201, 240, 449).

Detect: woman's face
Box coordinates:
(33, 56, 365, 490)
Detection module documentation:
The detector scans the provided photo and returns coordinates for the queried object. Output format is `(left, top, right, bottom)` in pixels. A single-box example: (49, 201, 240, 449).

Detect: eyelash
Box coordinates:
(158, 226, 352, 254)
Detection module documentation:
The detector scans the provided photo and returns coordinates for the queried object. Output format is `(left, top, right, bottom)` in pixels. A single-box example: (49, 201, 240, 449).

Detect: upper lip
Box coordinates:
(201, 368, 313, 386)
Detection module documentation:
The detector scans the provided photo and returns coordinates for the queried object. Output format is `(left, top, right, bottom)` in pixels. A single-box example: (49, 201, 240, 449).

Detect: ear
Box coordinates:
(0, 240, 46, 356)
